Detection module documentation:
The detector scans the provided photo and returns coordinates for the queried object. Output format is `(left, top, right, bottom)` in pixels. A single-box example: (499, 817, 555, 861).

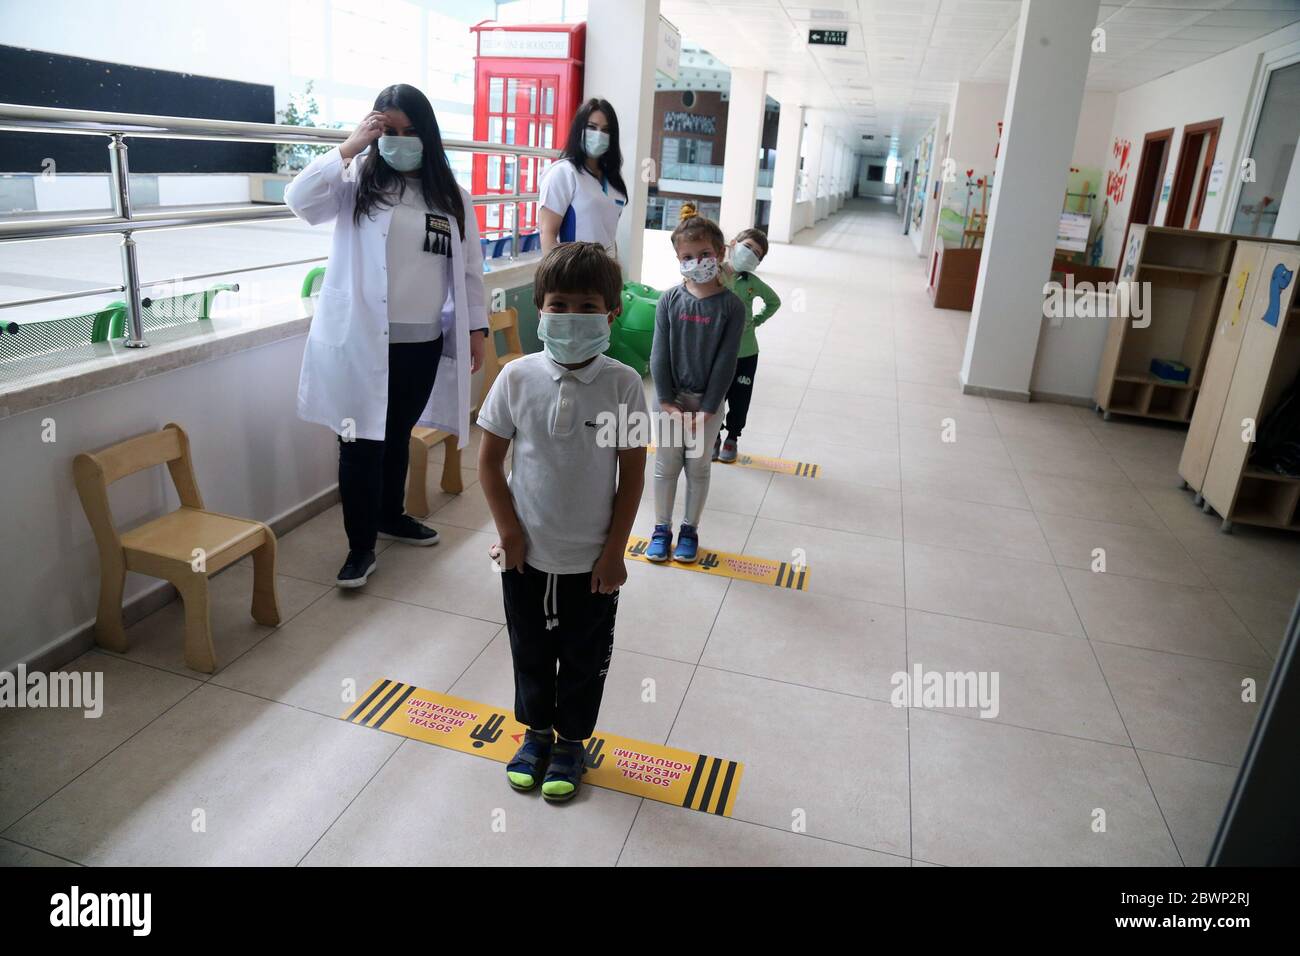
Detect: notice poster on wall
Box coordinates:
(1057, 212, 1091, 252)
(1207, 159, 1227, 199)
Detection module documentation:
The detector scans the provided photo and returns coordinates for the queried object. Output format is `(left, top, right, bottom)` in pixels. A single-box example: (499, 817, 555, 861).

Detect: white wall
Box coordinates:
(937, 81, 1116, 247)
(585, 0, 660, 281)
(0, 335, 337, 671)
(1099, 22, 1300, 267)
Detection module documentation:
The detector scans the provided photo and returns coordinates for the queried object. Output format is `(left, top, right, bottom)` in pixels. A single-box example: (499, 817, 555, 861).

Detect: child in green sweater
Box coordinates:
(715, 227, 782, 462)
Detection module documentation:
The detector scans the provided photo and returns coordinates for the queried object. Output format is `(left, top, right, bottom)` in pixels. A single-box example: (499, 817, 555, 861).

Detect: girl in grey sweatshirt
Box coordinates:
(647, 215, 745, 564)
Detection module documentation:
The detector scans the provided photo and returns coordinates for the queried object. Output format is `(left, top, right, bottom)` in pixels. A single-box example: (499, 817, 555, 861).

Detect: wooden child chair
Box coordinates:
(405, 306, 524, 516)
(73, 422, 281, 673)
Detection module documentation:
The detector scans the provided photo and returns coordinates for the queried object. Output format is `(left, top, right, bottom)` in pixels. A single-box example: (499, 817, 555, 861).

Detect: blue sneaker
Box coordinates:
(673, 524, 700, 563)
(646, 524, 673, 562)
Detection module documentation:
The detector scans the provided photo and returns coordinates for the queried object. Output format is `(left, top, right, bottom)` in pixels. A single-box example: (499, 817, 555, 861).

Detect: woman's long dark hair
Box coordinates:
(560, 98, 628, 199)
(353, 84, 465, 238)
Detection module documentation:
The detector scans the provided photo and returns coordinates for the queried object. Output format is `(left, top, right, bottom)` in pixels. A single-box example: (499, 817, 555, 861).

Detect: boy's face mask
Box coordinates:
(679, 256, 719, 283)
(537, 312, 611, 365)
(731, 244, 760, 274)
(378, 135, 423, 172)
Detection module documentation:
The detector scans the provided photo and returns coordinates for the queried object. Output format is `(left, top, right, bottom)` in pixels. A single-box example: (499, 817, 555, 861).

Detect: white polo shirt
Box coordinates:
(538, 160, 626, 258)
(477, 352, 649, 575)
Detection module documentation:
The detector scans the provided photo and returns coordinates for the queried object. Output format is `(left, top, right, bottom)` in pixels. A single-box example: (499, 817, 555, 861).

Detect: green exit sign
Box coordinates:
(808, 29, 848, 45)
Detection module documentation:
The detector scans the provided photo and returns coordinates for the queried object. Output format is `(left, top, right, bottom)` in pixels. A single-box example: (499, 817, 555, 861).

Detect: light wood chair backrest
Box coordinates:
(482, 306, 523, 397)
(73, 422, 204, 555)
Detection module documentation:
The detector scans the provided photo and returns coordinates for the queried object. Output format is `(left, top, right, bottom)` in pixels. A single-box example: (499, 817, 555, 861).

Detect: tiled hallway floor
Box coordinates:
(3, 199, 1296, 867)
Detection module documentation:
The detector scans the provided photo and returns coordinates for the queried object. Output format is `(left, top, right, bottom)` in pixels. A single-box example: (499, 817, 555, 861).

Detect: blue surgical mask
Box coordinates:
(731, 244, 760, 274)
(378, 135, 423, 172)
(584, 129, 611, 158)
(538, 312, 611, 365)
(679, 256, 719, 284)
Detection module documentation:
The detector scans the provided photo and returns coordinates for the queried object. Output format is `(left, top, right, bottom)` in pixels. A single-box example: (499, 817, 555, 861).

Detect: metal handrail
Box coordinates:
(0, 102, 560, 347)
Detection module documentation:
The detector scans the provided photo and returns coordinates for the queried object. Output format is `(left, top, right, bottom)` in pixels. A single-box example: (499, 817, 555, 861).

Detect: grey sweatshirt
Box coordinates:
(650, 283, 746, 414)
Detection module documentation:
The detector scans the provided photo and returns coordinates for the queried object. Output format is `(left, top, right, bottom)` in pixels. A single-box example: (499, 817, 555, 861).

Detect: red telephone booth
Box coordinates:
(470, 21, 586, 251)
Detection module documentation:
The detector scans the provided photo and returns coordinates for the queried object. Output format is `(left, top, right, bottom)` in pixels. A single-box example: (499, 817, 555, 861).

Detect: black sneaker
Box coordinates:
(336, 550, 377, 588)
(377, 515, 440, 546)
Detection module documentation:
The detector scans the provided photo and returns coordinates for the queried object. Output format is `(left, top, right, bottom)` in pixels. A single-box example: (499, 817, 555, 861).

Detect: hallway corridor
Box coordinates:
(1, 200, 1292, 868)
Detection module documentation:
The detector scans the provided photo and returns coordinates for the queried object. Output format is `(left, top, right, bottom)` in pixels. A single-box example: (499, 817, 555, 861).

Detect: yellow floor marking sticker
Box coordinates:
(730, 452, 820, 477)
(343, 679, 743, 815)
(625, 536, 810, 590)
(646, 445, 820, 478)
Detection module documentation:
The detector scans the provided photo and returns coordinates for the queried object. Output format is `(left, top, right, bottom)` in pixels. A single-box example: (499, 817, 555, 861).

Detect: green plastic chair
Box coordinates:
(0, 305, 123, 363)
(301, 266, 326, 300)
(98, 283, 240, 342)
(0, 283, 237, 364)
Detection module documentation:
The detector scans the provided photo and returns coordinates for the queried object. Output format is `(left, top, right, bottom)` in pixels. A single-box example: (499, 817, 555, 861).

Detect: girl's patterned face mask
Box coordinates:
(679, 256, 719, 283)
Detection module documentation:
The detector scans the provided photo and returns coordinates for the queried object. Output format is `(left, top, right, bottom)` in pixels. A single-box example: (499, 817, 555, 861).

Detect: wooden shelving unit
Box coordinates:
(1093, 224, 1236, 424)
(1179, 238, 1300, 533)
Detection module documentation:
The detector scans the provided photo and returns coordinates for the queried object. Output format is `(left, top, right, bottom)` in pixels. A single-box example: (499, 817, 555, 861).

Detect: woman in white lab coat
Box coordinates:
(286, 83, 488, 588)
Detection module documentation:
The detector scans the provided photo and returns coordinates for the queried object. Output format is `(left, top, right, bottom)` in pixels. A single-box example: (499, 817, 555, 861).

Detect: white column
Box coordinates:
(828, 132, 842, 212)
(835, 142, 847, 210)
(960, 0, 1099, 399)
(719, 67, 768, 239)
(584, 0, 660, 281)
(828, 141, 839, 212)
(768, 101, 805, 243)
(806, 114, 826, 222)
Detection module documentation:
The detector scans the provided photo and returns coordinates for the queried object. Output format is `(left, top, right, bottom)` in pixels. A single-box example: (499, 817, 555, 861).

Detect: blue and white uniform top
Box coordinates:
(538, 159, 626, 258)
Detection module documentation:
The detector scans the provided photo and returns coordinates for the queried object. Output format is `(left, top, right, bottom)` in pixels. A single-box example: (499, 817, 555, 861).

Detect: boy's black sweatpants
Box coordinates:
(723, 354, 760, 439)
(501, 563, 618, 742)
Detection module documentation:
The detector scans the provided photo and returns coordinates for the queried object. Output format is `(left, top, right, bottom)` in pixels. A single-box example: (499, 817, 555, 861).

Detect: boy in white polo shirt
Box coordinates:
(477, 242, 648, 802)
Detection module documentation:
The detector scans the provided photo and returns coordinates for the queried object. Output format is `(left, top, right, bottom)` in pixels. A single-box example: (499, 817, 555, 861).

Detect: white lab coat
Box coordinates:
(285, 146, 486, 447)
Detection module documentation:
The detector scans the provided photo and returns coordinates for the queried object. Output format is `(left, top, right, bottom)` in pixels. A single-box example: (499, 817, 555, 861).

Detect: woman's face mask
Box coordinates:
(584, 128, 611, 158)
(378, 135, 423, 172)
(679, 256, 720, 284)
(731, 243, 761, 274)
(537, 312, 611, 365)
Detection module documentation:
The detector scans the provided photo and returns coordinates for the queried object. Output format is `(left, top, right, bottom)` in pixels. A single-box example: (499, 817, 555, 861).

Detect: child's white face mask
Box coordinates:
(731, 244, 760, 274)
(537, 312, 610, 364)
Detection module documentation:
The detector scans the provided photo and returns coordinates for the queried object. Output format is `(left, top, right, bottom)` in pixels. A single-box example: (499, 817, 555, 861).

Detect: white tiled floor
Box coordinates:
(4, 199, 1297, 867)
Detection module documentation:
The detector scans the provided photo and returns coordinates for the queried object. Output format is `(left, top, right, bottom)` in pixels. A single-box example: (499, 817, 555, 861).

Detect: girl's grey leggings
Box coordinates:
(653, 411, 725, 528)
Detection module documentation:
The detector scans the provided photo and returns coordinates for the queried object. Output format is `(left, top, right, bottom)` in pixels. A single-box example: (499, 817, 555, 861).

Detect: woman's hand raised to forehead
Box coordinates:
(340, 111, 387, 161)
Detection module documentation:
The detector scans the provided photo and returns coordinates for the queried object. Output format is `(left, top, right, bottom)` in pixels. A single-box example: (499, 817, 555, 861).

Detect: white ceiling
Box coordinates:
(657, 0, 1300, 155)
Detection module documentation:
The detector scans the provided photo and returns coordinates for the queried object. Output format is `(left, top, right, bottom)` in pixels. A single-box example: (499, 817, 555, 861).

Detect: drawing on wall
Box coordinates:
(1089, 199, 1109, 267)
(1262, 262, 1295, 328)
(1105, 137, 1132, 205)
(1231, 267, 1251, 327)
(1120, 230, 1142, 280)
(910, 130, 934, 234)
(937, 169, 992, 247)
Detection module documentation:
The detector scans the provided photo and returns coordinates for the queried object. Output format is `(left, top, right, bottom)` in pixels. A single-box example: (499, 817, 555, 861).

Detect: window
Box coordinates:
(662, 137, 712, 167)
(481, 71, 559, 234)
(1230, 59, 1300, 237)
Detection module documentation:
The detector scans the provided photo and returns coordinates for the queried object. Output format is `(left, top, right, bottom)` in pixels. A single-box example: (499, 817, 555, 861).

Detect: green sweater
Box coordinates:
(725, 271, 781, 358)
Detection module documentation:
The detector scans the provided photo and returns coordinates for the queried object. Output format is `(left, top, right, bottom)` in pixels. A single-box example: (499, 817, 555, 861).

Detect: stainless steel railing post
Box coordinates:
(108, 133, 147, 349)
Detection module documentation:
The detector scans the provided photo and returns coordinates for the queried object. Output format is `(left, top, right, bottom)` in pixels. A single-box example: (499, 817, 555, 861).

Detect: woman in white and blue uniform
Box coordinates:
(538, 98, 628, 259)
